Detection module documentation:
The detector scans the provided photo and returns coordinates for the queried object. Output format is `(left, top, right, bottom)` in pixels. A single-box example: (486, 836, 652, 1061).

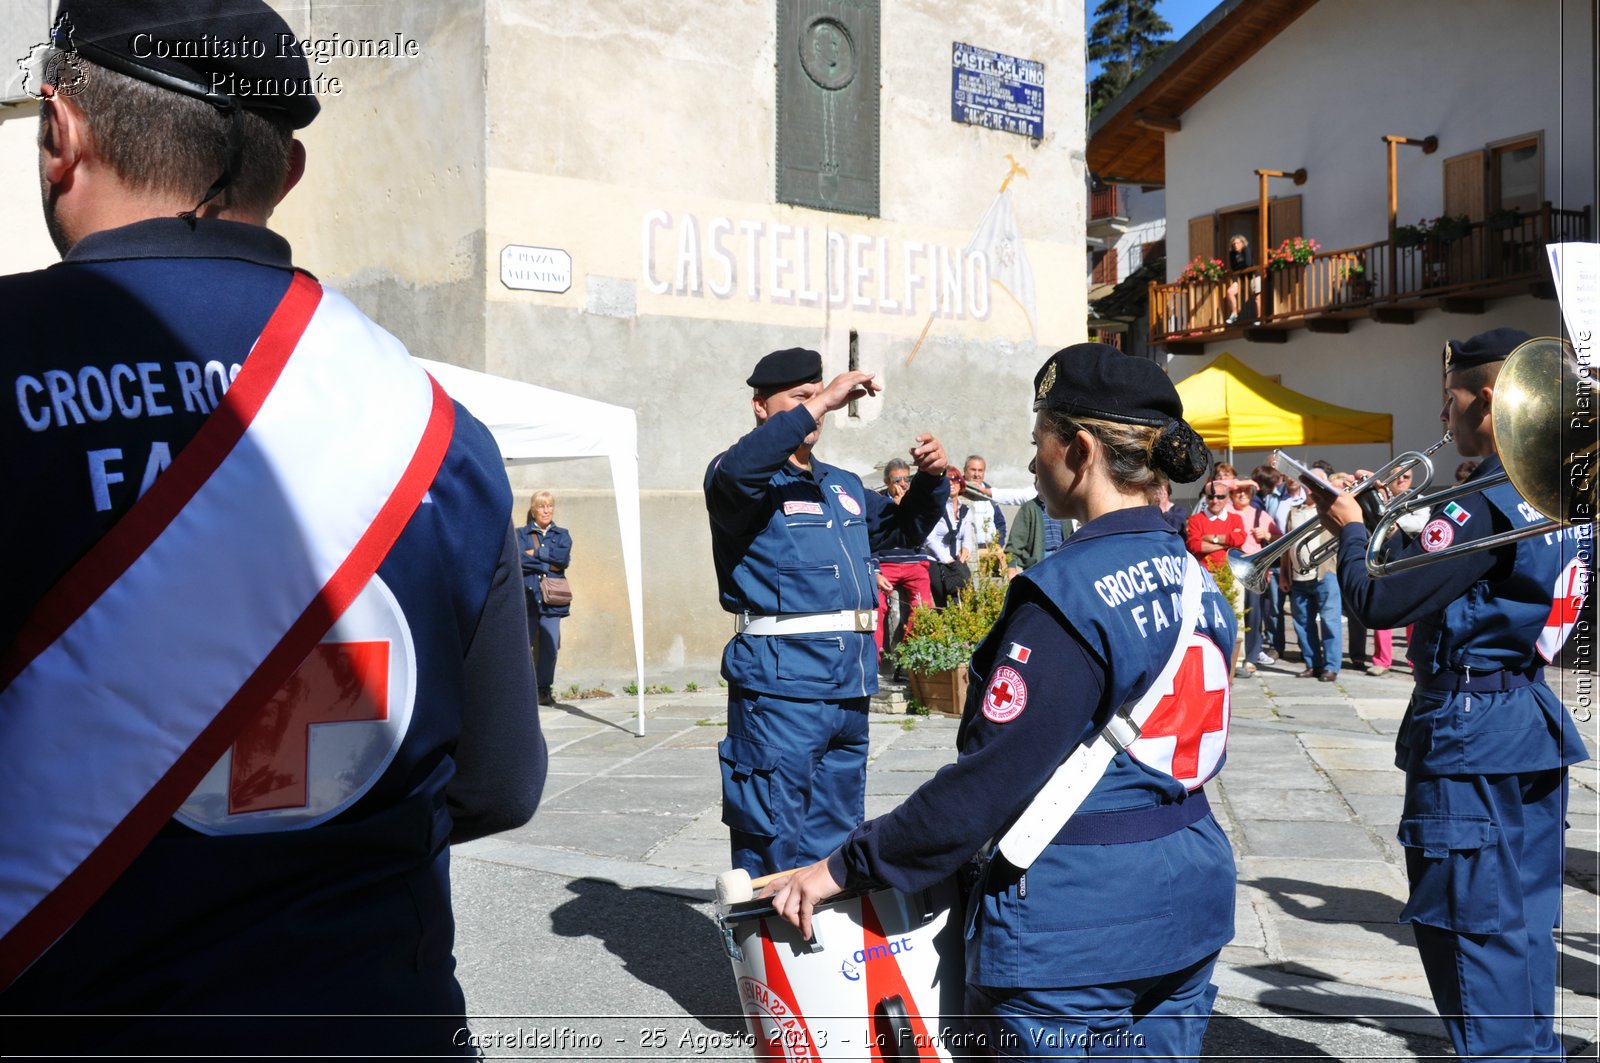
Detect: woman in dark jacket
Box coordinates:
(517, 491, 572, 706)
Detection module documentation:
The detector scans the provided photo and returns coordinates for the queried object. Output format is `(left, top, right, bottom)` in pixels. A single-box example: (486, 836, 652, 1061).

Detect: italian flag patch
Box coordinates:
(1443, 502, 1471, 526)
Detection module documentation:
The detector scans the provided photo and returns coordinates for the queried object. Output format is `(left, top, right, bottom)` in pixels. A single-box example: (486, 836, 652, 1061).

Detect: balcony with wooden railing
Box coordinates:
(1149, 203, 1591, 352)
(1088, 185, 1130, 245)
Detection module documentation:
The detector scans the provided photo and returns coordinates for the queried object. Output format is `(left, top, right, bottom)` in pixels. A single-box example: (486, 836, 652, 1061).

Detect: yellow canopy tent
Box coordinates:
(1174, 352, 1392, 459)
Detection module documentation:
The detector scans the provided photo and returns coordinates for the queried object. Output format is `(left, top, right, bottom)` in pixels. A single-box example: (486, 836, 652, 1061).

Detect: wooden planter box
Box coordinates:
(908, 667, 969, 717)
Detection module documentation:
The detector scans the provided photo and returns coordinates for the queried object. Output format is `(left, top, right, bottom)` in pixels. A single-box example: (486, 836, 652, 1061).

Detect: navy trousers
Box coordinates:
(719, 686, 870, 876)
(965, 954, 1220, 1060)
(1399, 769, 1569, 1062)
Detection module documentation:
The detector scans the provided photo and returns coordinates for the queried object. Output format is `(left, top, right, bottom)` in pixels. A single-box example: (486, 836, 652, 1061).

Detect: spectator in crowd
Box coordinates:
(1185, 479, 1246, 569)
(872, 459, 933, 676)
(1254, 465, 1293, 659)
(1228, 478, 1280, 676)
(518, 491, 572, 706)
(924, 466, 976, 606)
(1149, 480, 1189, 535)
(961, 454, 1008, 549)
(1283, 478, 1342, 681)
(1455, 459, 1480, 483)
(1345, 464, 1427, 676)
(1223, 234, 1259, 325)
(1005, 494, 1069, 578)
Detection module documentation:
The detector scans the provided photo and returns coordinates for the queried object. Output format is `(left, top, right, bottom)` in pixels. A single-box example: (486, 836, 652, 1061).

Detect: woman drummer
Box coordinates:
(765, 344, 1237, 1060)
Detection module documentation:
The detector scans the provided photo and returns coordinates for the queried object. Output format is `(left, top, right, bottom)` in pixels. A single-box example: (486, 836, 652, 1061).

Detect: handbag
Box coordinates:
(539, 574, 573, 607)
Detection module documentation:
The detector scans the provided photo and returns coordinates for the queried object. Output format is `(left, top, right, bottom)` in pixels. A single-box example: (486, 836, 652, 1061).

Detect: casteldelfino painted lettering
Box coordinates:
(640, 209, 992, 321)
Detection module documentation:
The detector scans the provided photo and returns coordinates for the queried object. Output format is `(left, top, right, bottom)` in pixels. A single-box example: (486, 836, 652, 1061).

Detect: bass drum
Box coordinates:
(717, 880, 965, 1061)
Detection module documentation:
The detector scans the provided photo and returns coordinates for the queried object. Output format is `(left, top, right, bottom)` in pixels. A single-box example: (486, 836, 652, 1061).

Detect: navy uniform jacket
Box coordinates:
(705, 406, 947, 699)
(831, 507, 1238, 986)
(0, 220, 547, 1053)
(1336, 455, 1590, 775)
(517, 521, 573, 618)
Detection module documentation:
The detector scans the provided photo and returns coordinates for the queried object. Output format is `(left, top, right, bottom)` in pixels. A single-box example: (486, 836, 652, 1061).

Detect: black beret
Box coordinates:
(1444, 328, 1532, 373)
(1032, 343, 1183, 426)
(746, 347, 823, 391)
(53, 0, 320, 128)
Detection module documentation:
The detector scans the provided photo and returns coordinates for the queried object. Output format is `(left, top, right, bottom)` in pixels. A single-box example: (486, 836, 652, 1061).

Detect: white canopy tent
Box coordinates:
(417, 359, 646, 734)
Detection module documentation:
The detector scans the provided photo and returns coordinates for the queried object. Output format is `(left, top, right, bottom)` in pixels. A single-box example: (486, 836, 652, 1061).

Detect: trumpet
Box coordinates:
(1366, 337, 1595, 576)
(1226, 436, 1452, 594)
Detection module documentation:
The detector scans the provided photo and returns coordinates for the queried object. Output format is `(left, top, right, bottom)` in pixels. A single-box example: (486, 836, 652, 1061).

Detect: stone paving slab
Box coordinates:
(1239, 819, 1391, 861)
(1223, 786, 1351, 823)
(1299, 729, 1396, 750)
(1237, 856, 1409, 920)
(1327, 768, 1406, 795)
(539, 775, 721, 817)
(504, 808, 696, 861)
(1307, 744, 1405, 772)
(868, 746, 963, 774)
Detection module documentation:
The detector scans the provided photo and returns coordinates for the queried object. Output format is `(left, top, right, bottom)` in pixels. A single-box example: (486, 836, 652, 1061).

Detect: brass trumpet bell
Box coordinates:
(1495, 337, 1596, 525)
(1366, 337, 1595, 576)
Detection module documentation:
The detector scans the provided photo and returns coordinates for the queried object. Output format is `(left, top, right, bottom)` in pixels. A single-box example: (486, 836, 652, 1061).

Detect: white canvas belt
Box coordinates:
(736, 609, 879, 635)
(995, 553, 1205, 871)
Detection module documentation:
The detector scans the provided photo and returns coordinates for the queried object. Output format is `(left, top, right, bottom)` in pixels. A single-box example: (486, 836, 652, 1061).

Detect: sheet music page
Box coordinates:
(1274, 450, 1338, 495)
(1548, 243, 1598, 361)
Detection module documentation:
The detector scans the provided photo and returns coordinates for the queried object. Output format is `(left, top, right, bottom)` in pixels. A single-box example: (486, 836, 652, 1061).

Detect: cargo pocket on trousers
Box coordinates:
(719, 735, 783, 839)
(1396, 814, 1501, 934)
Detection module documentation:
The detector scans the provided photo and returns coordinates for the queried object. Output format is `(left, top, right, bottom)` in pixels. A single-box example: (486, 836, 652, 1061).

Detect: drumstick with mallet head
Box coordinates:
(715, 867, 806, 906)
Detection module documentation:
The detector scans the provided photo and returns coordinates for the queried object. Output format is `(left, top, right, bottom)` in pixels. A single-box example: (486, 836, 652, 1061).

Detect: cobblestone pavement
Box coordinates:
(452, 655, 1598, 1060)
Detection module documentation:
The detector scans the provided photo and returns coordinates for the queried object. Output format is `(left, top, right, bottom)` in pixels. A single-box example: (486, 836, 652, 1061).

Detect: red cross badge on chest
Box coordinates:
(982, 665, 1028, 723)
(176, 576, 417, 835)
(1129, 634, 1230, 789)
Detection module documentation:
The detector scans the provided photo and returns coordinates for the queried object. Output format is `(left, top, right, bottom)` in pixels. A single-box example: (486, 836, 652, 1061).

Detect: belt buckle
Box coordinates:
(853, 609, 877, 633)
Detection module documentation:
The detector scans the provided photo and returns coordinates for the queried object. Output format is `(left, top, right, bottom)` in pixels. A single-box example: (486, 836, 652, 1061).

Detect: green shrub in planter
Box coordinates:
(893, 579, 1007, 675)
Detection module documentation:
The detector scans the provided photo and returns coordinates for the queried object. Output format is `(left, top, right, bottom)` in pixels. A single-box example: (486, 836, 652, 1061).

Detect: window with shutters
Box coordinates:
(1091, 247, 1119, 286)
(1488, 133, 1542, 214)
(1186, 214, 1216, 270)
(1442, 151, 1487, 222)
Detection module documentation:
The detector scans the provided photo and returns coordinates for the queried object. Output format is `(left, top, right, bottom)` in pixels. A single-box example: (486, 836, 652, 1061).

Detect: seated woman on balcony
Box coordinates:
(1222, 235, 1259, 325)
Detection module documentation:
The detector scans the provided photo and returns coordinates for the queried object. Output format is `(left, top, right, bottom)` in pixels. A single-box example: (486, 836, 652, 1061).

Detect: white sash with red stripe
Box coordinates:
(0, 274, 455, 988)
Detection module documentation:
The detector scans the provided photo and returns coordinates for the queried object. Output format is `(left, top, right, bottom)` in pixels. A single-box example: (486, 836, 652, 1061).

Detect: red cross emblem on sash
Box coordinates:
(229, 642, 390, 814)
(1130, 636, 1230, 788)
(1537, 557, 1588, 662)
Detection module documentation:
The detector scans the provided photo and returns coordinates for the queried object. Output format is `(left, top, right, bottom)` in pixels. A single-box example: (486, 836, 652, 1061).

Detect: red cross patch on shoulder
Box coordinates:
(982, 666, 1028, 723)
(1421, 518, 1455, 552)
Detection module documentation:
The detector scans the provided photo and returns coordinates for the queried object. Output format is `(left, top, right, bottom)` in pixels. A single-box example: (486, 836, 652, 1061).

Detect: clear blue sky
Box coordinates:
(1087, 0, 1217, 78)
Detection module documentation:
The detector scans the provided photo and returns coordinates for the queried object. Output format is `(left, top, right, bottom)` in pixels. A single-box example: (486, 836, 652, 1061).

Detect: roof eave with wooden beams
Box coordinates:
(1087, 0, 1322, 187)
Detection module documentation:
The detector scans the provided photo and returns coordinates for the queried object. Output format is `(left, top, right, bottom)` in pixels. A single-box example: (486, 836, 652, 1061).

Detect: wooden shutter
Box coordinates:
(1267, 195, 1303, 249)
(1187, 215, 1216, 266)
(1444, 151, 1487, 221)
(1092, 247, 1119, 286)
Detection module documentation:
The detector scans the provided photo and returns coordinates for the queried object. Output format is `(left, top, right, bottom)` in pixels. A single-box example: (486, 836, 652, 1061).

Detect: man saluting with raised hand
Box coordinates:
(706, 348, 948, 876)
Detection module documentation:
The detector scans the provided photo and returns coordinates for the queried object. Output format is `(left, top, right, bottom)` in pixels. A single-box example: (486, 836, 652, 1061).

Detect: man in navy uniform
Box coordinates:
(706, 348, 948, 875)
(1, 1, 545, 1054)
(1311, 327, 1590, 1061)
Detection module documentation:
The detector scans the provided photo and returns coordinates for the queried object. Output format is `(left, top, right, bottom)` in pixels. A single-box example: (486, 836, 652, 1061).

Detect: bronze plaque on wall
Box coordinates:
(776, 0, 880, 217)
